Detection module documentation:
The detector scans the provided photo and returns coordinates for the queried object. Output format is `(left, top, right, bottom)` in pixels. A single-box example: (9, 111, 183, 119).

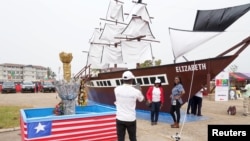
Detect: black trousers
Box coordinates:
(116, 119, 137, 141)
(193, 96, 202, 115)
(170, 101, 181, 123)
(187, 96, 194, 114)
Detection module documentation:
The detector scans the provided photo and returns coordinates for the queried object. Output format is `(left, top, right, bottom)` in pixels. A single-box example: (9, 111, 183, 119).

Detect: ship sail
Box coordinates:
(125, 2, 152, 23)
(86, 0, 156, 69)
(170, 3, 250, 62)
(169, 28, 221, 60)
(121, 41, 153, 63)
(121, 16, 155, 39)
(100, 24, 126, 43)
(88, 29, 108, 69)
(88, 28, 123, 69)
(105, 0, 124, 22)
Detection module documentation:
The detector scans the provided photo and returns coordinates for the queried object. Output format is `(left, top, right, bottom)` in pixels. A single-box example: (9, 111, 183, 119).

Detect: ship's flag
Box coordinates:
(193, 3, 250, 31)
(170, 3, 250, 60)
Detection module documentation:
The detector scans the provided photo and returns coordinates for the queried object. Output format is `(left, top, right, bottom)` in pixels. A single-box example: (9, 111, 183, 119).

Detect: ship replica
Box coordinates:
(75, 0, 250, 112)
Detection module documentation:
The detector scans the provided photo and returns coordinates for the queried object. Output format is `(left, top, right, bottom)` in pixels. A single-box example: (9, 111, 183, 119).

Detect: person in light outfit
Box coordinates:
(146, 78, 165, 125)
(193, 84, 207, 116)
(114, 71, 144, 141)
(243, 80, 250, 116)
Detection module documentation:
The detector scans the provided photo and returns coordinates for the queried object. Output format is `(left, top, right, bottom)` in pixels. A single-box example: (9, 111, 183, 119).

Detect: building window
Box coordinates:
(107, 81, 111, 86)
(143, 77, 150, 85)
(136, 78, 143, 85)
(116, 79, 121, 86)
(149, 77, 156, 84)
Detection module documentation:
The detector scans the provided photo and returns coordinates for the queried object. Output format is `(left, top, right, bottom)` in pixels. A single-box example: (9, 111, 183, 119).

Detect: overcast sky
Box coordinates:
(0, 0, 249, 79)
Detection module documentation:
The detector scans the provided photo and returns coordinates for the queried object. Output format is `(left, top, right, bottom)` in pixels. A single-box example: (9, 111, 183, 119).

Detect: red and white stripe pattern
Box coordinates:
(20, 114, 117, 141)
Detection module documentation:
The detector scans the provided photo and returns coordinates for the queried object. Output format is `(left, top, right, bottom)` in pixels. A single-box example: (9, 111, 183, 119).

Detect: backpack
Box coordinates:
(227, 106, 236, 115)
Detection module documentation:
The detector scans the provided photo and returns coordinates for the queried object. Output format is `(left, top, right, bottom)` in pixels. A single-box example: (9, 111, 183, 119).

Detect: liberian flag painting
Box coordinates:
(27, 121, 52, 138)
(20, 106, 117, 141)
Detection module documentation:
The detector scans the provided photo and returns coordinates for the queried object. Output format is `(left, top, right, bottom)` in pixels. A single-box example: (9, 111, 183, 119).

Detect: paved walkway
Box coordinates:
(0, 93, 249, 141)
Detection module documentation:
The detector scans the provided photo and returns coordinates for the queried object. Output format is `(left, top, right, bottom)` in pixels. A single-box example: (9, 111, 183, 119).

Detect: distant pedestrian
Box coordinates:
(35, 82, 39, 93)
(146, 78, 165, 125)
(243, 80, 250, 116)
(114, 71, 144, 141)
(229, 88, 237, 100)
(193, 84, 207, 116)
(170, 76, 185, 128)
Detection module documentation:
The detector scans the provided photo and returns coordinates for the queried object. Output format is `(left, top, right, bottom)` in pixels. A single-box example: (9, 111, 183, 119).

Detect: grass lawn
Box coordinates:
(0, 105, 31, 129)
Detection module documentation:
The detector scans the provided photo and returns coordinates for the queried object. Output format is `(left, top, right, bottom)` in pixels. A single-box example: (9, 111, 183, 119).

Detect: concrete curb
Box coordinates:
(0, 127, 20, 133)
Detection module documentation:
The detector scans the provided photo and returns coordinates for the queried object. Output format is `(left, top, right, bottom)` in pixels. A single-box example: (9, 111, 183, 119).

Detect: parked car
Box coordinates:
(1, 81, 16, 94)
(21, 81, 35, 93)
(40, 81, 56, 93)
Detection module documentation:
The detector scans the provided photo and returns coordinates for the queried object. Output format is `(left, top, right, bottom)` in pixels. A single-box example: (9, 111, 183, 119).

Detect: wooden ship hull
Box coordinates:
(75, 36, 250, 113)
(84, 55, 237, 113)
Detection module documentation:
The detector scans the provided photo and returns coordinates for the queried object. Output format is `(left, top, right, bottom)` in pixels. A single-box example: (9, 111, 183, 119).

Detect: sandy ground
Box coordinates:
(0, 93, 249, 141)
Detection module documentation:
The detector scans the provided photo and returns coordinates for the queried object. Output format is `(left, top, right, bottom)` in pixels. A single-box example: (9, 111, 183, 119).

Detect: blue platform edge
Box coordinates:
(20, 104, 116, 123)
(20, 100, 209, 124)
(87, 100, 209, 124)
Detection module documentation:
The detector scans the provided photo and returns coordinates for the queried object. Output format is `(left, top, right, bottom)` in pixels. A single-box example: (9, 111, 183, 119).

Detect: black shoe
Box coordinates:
(243, 113, 248, 116)
(197, 114, 203, 116)
(187, 112, 190, 114)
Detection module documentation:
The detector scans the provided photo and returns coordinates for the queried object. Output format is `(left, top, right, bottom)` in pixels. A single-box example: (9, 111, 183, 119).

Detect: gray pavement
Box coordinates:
(0, 93, 249, 141)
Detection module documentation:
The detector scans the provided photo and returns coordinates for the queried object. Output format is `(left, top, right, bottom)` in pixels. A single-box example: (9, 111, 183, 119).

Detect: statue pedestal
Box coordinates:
(62, 99, 76, 115)
(20, 105, 117, 140)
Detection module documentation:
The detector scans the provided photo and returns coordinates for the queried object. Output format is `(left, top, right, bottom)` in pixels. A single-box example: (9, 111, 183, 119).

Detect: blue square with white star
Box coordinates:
(27, 121, 52, 138)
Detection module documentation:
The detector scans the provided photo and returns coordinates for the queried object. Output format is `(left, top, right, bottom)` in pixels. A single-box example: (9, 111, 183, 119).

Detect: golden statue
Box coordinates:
(59, 52, 73, 82)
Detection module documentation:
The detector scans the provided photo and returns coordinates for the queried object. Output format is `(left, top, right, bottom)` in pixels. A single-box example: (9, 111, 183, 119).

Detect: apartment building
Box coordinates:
(0, 63, 48, 83)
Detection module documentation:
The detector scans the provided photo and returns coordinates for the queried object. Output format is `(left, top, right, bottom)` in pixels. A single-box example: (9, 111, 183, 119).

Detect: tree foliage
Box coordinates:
(139, 59, 161, 68)
(47, 67, 56, 79)
(155, 59, 161, 66)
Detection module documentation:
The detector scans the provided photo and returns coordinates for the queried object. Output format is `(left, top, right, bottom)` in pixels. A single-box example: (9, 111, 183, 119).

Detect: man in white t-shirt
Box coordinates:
(114, 71, 144, 141)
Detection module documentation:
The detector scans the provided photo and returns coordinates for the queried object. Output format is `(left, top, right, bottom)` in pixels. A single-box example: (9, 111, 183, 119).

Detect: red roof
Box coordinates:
(230, 72, 250, 81)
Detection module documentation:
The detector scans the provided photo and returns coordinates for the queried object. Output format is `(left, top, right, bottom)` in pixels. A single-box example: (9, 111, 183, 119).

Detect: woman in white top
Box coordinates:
(146, 79, 165, 125)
